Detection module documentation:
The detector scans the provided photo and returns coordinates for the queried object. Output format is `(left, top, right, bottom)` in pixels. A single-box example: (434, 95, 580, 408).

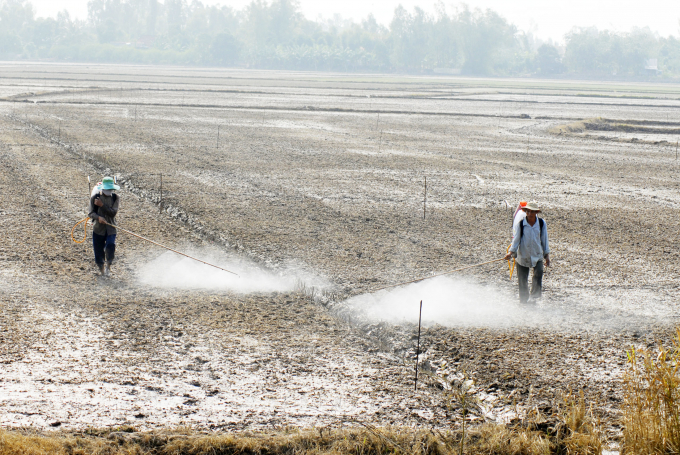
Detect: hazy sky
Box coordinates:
(29, 0, 680, 43)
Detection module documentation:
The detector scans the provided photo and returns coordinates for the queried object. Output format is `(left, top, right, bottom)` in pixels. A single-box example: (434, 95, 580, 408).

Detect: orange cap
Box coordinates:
(519, 201, 527, 207)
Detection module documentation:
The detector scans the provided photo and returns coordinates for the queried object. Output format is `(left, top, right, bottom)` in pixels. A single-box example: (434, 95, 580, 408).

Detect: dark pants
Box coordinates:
(93, 232, 116, 265)
(516, 260, 544, 303)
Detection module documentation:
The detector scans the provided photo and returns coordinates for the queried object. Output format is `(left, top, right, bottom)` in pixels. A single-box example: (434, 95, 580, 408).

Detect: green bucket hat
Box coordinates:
(100, 176, 120, 191)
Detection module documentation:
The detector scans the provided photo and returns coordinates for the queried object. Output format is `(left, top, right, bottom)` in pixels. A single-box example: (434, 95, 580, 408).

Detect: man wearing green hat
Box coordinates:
(88, 176, 120, 276)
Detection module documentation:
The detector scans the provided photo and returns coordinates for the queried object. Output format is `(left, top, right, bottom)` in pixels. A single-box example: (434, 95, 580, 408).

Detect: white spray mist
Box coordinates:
(137, 249, 326, 294)
(344, 276, 551, 328)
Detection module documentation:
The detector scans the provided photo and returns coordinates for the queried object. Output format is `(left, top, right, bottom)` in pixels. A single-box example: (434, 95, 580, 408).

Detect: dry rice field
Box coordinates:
(2, 63, 680, 444)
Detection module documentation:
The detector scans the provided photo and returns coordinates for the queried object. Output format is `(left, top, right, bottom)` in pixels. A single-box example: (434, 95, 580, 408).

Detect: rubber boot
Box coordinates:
(104, 262, 112, 277)
(98, 263, 105, 275)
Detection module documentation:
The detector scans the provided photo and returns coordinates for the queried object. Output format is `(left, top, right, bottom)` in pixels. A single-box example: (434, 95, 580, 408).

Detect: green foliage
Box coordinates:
(565, 27, 662, 76)
(660, 37, 680, 75)
(1, 0, 679, 78)
(458, 6, 517, 75)
(210, 32, 240, 65)
(536, 44, 564, 75)
(0, 32, 22, 56)
(0, 0, 35, 36)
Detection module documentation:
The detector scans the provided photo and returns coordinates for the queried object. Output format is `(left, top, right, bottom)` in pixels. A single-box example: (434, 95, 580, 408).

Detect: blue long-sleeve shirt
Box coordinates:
(509, 217, 549, 268)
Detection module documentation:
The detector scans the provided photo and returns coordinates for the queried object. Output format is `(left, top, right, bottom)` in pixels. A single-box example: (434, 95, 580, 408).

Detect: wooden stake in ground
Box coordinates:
(414, 300, 423, 391)
(498, 102, 502, 131)
(423, 176, 427, 220)
(159, 173, 163, 214)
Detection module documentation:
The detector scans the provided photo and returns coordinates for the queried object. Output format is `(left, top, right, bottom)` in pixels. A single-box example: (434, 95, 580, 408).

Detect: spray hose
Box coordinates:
(71, 217, 91, 244)
(70, 218, 239, 277)
(71, 219, 514, 284)
(373, 257, 508, 292)
(507, 244, 516, 279)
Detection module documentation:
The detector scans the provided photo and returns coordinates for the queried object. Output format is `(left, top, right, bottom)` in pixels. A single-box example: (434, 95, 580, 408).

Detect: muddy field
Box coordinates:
(2, 63, 680, 440)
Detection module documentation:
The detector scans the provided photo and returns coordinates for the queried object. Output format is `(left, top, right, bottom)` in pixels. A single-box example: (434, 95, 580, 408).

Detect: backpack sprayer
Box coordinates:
(506, 200, 527, 280)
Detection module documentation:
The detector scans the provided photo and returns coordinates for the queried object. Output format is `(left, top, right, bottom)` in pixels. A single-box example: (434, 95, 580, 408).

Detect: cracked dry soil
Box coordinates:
(2, 64, 680, 435)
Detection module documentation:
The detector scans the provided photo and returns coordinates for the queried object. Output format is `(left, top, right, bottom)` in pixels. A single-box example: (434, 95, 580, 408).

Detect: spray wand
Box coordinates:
(71, 217, 239, 277)
(372, 258, 507, 293)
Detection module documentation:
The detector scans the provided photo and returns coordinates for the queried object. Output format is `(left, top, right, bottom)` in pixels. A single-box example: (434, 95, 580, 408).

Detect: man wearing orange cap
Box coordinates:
(503, 201, 550, 303)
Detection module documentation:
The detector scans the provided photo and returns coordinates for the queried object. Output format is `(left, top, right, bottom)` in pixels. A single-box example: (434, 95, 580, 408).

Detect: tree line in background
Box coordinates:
(1, 0, 680, 78)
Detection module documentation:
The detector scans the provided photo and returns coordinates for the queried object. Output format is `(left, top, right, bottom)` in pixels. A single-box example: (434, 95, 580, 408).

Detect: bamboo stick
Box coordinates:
(414, 300, 423, 391)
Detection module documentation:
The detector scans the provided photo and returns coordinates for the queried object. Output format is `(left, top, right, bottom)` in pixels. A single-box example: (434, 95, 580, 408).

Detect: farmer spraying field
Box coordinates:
(72, 176, 238, 278)
(89, 176, 120, 276)
(504, 201, 550, 303)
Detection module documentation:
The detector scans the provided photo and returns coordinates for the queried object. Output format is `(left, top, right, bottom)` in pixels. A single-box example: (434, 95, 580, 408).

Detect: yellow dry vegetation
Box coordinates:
(622, 329, 680, 454)
(549, 118, 604, 135)
(0, 411, 603, 455)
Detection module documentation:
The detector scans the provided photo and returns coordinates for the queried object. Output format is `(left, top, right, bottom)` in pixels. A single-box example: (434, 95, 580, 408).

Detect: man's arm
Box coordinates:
(88, 195, 99, 221)
(503, 220, 522, 260)
(509, 221, 522, 254)
(542, 221, 550, 266)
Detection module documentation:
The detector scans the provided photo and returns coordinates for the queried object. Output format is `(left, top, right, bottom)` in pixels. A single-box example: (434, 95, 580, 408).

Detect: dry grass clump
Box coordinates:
(549, 119, 597, 135)
(554, 392, 603, 455)
(470, 424, 552, 454)
(0, 429, 71, 454)
(586, 122, 680, 134)
(550, 117, 680, 136)
(1, 427, 442, 455)
(490, 392, 603, 455)
(622, 329, 680, 454)
(442, 369, 602, 455)
(0, 392, 605, 455)
(0, 416, 603, 455)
